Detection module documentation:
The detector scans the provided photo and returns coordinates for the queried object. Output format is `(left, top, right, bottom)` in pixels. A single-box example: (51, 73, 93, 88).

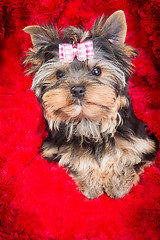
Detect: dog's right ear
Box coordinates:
(23, 25, 59, 50)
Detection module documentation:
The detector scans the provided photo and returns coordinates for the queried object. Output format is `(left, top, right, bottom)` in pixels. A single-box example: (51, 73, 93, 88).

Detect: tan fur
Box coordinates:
(42, 87, 121, 143)
(42, 83, 128, 141)
(101, 136, 155, 198)
(41, 145, 58, 159)
(42, 136, 155, 199)
(43, 84, 117, 122)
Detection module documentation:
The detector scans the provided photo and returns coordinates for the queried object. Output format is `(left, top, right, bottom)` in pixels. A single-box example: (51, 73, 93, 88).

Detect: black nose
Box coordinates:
(71, 86, 85, 98)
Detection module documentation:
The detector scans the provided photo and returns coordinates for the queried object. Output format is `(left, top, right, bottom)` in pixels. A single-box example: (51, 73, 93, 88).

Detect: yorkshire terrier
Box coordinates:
(23, 10, 157, 199)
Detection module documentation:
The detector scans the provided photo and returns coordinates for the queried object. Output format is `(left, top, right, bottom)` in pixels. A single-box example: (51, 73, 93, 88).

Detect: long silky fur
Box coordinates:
(24, 11, 157, 199)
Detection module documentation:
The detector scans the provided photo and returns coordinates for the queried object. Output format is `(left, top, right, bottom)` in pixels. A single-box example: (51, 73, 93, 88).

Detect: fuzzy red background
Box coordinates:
(0, 0, 160, 239)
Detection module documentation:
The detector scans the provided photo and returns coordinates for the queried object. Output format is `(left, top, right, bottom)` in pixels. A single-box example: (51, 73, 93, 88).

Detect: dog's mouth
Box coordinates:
(44, 101, 115, 125)
(72, 97, 84, 106)
(42, 85, 120, 124)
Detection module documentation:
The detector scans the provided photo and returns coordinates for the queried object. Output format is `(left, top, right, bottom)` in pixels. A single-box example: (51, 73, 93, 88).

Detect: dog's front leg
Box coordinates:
(59, 146, 104, 199)
(74, 168, 104, 199)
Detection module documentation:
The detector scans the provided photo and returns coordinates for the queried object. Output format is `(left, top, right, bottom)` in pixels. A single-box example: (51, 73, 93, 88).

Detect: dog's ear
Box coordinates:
(23, 25, 59, 75)
(23, 25, 59, 49)
(92, 10, 127, 45)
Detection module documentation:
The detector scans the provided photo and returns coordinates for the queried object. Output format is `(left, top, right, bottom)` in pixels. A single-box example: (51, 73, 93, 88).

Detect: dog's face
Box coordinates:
(24, 11, 137, 138)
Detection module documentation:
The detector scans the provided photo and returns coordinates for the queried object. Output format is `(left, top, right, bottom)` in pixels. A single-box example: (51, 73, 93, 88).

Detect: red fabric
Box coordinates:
(0, 0, 160, 239)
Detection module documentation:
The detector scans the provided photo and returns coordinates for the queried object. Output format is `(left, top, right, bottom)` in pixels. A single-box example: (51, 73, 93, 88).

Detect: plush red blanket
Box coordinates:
(0, 0, 160, 239)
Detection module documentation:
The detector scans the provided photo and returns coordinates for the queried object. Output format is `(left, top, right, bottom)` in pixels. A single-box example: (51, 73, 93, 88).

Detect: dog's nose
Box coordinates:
(71, 86, 85, 98)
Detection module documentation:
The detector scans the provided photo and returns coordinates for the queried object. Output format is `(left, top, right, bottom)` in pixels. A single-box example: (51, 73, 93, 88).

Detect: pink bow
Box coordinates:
(59, 40, 94, 63)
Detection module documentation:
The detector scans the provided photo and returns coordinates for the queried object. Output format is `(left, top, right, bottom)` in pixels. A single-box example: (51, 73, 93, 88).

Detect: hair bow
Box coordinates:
(59, 40, 94, 63)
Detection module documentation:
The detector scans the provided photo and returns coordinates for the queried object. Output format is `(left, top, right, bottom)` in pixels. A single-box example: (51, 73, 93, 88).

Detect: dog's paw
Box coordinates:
(79, 184, 104, 199)
(41, 141, 59, 161)
(103, 170, 140, 199)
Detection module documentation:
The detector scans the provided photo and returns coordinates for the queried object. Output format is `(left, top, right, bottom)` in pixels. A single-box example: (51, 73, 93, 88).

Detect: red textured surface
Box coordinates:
(0, 0, 160, 239)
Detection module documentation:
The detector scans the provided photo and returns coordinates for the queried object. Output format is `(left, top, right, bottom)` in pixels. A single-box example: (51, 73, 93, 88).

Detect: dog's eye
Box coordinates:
(91, 67, 102, 76)
(56, 71, 64, 79)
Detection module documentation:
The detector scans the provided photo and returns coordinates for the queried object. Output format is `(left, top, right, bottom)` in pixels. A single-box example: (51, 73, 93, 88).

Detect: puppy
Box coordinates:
(23, 10, 157, 199)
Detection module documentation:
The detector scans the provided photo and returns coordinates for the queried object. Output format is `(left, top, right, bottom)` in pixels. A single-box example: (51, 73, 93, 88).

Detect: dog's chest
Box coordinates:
(59, 135, 153, 182)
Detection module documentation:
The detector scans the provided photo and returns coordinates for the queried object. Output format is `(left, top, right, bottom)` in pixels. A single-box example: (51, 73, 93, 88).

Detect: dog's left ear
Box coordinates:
(92, 10, 127, 45)
(23, 25, 59, 50)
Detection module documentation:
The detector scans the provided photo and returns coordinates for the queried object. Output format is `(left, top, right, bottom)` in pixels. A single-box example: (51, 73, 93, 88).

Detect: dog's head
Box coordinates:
(24, 11, 137, 139)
